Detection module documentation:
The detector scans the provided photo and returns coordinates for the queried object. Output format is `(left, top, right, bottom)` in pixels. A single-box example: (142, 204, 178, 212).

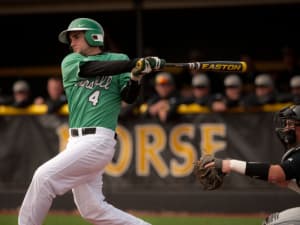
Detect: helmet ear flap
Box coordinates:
(85, 30, 104, 47)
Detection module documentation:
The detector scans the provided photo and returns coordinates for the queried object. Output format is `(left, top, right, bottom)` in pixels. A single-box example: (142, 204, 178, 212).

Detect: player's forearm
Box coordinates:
(223, 159, 271, 181)
(79, 60, 137, 77)
(225, 160, 289, 184)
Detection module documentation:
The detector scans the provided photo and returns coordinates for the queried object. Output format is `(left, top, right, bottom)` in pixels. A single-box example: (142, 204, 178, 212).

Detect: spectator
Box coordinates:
(34, 77, 67, 113)
(211, 74, 244, 112)
(142, 72, 181, 123)
(289, 75, 300, 104)
(119, 100, 142, 121)
(223, 74, 244, 108)
(244, 73, 278, 107)
(9, 80, 32, 108)
(275, 47, 300, 92)
(183, 73, 212, 107)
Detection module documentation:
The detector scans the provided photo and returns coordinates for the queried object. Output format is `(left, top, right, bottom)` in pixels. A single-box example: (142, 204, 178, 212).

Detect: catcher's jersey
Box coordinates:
(281, 147, 300, 187)
(61, 52, 130, 130)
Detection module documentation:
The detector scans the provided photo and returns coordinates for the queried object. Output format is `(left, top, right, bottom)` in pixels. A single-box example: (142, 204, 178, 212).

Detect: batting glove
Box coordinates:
(145, 56, 166, 70)
(131, 58, 152, 81)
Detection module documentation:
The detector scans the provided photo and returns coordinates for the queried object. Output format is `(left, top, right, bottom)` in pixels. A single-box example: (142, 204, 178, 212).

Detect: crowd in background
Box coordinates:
(0, 46, 299, 120)
(0, 77, 67, 114)
(119, 46, 300, 122)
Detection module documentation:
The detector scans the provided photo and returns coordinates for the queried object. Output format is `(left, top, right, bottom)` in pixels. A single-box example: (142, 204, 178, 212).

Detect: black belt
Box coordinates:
(70, 127, 117, 140)
(70, 128, 96, 137)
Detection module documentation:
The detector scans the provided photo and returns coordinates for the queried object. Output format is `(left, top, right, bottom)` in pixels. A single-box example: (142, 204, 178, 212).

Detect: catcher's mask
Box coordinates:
(274, 104, 300, 150)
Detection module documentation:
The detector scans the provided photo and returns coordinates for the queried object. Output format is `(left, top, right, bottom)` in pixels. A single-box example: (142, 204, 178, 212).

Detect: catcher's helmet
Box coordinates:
(58, 18, 104, 47)
(275, 104, 300, 149)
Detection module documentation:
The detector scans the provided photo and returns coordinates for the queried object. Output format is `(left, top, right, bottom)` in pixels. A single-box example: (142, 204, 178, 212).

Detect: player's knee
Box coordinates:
(77, 200, 110, 222)
(32, 165, 56, 196)
(33, 165, 47, 183)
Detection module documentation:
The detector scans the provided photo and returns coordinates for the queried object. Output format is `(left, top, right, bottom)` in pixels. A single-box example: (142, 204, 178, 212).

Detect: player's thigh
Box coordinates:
(34, 137, 114, 193)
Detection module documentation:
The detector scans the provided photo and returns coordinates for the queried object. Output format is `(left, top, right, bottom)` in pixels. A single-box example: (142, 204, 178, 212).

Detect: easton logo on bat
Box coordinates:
(200, 63, 244, 72)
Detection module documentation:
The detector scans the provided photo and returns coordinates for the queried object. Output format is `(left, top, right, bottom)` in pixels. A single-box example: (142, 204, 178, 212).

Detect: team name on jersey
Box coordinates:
(75, 76, 112, 90)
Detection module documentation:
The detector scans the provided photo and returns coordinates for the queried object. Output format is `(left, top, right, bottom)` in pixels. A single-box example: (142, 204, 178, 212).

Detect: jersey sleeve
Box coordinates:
(61, 53, 85, 88)
(116, 54, 132, 91)
(79, 60, 137, 77)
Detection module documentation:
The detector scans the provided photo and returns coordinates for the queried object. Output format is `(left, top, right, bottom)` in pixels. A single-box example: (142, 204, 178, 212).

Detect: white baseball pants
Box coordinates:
(18, 127, 150, 225)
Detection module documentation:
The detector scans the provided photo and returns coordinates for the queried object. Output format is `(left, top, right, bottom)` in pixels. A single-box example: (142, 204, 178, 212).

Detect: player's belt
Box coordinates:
(70, 127, 96, 137)
(70, 127, 117, 140)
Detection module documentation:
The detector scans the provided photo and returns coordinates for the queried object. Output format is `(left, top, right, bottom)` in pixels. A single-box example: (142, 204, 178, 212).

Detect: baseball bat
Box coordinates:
(163, 61, 247, 73)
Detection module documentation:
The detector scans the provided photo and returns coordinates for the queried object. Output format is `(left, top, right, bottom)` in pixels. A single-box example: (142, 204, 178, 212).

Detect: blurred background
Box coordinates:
(0, 0, 300, 97)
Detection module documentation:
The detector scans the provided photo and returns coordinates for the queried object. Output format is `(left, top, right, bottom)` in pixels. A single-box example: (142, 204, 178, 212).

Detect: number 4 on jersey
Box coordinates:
(89, 90, 100, 106)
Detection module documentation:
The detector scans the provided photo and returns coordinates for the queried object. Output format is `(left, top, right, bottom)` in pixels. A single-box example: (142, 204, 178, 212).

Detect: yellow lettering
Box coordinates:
(202, 63, 209, 69)
(56, 123, 69, 152)
(201, 63, 242, 72)
(200, 123, 226, 155)
(105, 125, 132, 177)
(170, 124, 197, 177)
(208, 64, 214, 70)
(136, 124, 168, 177)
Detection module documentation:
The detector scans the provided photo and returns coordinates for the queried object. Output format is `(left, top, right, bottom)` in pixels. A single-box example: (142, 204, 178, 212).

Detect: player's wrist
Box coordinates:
(130, 73, 142, 81)
(229, 159, 246, 174)
(229, 160, 271, 181)
(130, 58, 152, 81)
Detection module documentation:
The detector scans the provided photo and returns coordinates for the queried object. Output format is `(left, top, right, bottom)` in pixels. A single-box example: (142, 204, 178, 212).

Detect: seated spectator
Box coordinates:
(8, 80, 33, 108)
(34, 77, 67, 113)
(275, 47, 300, 92)
(289, 75, 300, 104)
(183, 73, 212, 106)
(141, 72, 181, 123)
(211, 74, 244, 112)
(119, 100, 142, 121)
(244, 73, 279, 107)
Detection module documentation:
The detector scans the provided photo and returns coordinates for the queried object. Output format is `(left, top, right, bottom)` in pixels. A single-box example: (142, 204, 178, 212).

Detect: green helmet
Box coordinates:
(58, 18, 104, 47)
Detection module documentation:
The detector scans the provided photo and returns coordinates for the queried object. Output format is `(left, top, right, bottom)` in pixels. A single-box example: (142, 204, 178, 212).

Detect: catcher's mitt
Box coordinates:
(193, 154, 225, 190)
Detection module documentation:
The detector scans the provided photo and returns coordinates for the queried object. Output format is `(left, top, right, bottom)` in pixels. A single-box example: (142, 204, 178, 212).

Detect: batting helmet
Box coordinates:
(275, 104, 300, 150)
(58, 18, 104, 47)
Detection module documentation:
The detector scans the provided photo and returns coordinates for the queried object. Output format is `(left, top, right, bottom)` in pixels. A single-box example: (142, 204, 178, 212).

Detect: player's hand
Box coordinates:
(131, 58, 152, 81)
(193, 155, 225, 190)
(145, 56, 166, 70)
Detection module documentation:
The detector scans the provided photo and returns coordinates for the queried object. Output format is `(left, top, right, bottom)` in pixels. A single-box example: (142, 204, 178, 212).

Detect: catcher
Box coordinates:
(194, 104, 300, 225)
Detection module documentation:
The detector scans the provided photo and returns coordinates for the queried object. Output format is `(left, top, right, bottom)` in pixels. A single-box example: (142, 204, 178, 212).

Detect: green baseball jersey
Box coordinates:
(61, 52, 130, 130)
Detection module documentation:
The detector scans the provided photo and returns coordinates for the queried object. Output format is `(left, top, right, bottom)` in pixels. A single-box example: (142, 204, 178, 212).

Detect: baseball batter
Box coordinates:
(18, 17, 165, 225)
(205, 104, 300, 225)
